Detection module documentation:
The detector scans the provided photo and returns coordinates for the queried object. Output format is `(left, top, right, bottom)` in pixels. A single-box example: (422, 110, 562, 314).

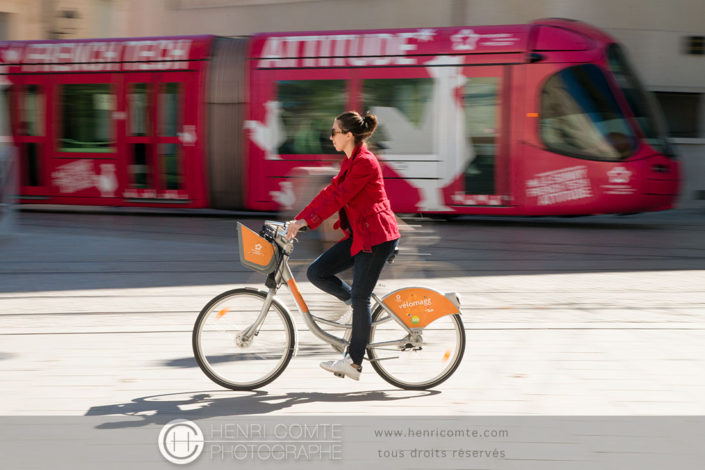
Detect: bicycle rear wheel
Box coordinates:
(193, 288, 296, 390)
(367, 307, 465, 390)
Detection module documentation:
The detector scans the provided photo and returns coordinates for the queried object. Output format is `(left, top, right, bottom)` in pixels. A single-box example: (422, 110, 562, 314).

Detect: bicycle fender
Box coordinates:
(381, 287, 461, 329)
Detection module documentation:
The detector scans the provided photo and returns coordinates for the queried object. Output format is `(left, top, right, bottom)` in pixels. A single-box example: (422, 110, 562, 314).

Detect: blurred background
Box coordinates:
(0, 0, 702, 212)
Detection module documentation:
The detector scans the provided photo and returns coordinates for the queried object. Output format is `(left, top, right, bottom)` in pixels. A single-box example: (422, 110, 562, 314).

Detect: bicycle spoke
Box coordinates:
(368, 309, 465, 390)
(193, 289, 296, 390)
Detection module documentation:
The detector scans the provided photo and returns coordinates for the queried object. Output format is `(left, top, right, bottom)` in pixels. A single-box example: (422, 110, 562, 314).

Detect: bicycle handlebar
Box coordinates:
(260, 220, 307, 256)
(262, 219, 396, 263)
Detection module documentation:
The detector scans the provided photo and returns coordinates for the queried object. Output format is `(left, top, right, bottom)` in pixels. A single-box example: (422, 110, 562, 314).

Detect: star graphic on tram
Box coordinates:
(414, 29, 437, 42)
(451, 29, 480, 51)
(607, 166, 632, 184)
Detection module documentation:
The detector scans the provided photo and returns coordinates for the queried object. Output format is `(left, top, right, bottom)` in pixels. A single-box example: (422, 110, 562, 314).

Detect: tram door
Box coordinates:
(122, 72, 195, 202)
(9, 80, 51, 199)
(456, 65, 510, 207)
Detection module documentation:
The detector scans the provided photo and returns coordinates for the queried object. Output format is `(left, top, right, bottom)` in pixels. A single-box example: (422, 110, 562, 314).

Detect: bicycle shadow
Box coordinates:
(85, 388, 441, 429)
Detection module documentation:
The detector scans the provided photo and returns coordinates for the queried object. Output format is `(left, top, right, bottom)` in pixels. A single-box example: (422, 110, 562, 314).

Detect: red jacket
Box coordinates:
(296, 144, 400, 256)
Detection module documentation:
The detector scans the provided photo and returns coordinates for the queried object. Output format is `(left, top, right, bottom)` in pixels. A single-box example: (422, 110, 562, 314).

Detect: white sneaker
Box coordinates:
(320, 355, 361, 380)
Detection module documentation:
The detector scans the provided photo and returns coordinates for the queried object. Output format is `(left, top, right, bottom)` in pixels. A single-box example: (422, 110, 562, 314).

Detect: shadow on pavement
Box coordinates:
(164, 345, 343, 370)
(85, 389, 442, 429)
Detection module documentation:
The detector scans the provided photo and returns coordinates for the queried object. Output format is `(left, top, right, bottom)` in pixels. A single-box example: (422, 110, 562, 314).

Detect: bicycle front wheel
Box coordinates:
(367, 307, 465, 390)
(193, 288, 296, 390)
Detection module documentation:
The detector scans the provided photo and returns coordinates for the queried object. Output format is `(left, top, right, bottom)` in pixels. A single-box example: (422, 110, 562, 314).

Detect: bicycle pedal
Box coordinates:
(333, 372, 345, 378)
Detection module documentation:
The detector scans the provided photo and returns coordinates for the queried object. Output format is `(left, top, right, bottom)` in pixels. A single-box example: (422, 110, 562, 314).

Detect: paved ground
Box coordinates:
(1, 208, 705, 419)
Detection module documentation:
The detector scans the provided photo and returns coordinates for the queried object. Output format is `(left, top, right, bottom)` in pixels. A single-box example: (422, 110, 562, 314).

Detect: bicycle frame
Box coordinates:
(239, 220, 461, 359)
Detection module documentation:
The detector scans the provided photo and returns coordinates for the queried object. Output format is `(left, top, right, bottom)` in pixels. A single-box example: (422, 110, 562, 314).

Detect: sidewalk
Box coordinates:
(1, 210, 705, 418)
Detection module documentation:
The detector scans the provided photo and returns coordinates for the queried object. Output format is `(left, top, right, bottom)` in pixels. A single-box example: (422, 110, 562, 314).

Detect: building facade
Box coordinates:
(0, 0, 129, 40)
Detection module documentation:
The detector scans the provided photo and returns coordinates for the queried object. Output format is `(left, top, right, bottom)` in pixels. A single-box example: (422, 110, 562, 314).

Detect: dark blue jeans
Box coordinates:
(307, 236, 399, 366)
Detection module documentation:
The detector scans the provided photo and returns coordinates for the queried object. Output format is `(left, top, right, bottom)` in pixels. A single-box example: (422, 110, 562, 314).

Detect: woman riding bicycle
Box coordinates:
(286, 110, 400, 381)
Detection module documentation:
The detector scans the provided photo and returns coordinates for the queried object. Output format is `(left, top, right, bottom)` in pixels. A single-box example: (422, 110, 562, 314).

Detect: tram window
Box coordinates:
(20, 86, 44, 186)
(362, 78, 433, 154)
(2, 86, 14, 130)
(159, 143, 181, 190)
(60, 84, 114, 152)
(464, 77, 499, 194)
(607, 44, 673, 156)
(129, 83, 150, 136)
(540, 64, 636, 161)
(276, 80, 345, 155)
(159, 83, 179, 137)
(21, 85, 44, 137)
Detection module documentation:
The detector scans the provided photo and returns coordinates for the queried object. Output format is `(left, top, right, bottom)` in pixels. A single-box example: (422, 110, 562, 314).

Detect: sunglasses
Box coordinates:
(330, 129, 346, 138)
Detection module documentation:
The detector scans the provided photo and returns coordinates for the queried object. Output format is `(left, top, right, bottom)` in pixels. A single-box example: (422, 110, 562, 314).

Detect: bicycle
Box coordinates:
(192, 220, 466, 390)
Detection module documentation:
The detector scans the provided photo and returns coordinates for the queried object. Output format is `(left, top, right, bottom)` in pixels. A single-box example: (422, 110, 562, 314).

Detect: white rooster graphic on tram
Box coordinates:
(245, 56, 475, 212)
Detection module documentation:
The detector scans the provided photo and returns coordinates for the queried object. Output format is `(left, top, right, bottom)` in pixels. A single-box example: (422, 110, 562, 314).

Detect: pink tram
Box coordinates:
(0, 18, 679, 215)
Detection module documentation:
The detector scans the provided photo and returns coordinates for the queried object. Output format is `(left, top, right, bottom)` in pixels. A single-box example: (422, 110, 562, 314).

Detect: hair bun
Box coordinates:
(336, 110, 378, 143)
(362, 111, 378, 134)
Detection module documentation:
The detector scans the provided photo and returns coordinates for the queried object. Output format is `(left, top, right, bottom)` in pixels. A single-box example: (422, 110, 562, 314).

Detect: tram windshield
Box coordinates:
(607, 43, 675, 157)
(540, 64, 637, 161)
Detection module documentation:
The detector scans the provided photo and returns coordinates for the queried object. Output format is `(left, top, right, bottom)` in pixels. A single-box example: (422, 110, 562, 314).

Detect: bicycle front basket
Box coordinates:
(237, 222, 279, 274)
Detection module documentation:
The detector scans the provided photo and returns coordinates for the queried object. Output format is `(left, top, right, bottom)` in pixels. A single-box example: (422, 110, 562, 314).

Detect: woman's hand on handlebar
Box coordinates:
(286, 219, 308, 240)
